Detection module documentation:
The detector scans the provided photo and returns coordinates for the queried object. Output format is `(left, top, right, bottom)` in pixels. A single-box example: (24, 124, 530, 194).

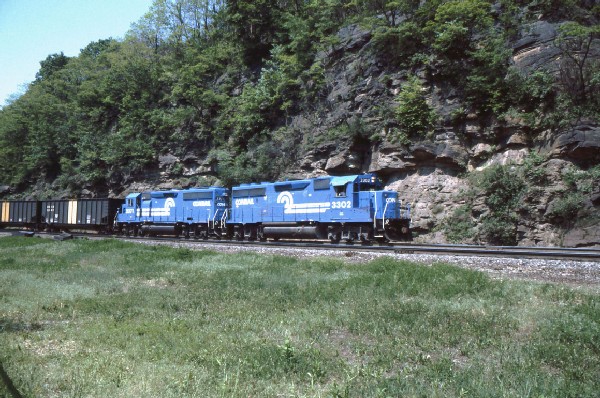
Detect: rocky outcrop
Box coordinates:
(114, 14, 599, 247)
(511, 21, 562, 72)
(285, 16, 600, 247)
(539, 121, 600, 166)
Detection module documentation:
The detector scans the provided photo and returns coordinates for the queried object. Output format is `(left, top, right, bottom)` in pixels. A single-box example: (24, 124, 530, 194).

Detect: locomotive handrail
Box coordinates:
(220, 209, 228, 228)
(373, 192, 378, 231)
(211, 209, 219, 230)
(382, 200, 390, 235)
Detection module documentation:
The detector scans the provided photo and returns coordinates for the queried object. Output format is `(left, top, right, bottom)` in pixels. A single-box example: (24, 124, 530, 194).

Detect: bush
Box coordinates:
(480, 214, 519, 245)
(471, 164, 526, 245)
(395, 76, 438, 137)
(444, 204, 476, 243)
(371, 23, 424, 68)
(547, 192, 584, 222)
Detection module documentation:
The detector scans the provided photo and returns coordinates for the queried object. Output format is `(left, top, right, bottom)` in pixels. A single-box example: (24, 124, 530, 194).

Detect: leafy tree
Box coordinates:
(554, 22, 600, 114)
(428, 0, 493, 60)
(36, 52, 70, 81)
(394, 76, 438, 137)
(464, 33, 511, 113)
(372, 22, 425, 67)
(225, 0, 280, 66)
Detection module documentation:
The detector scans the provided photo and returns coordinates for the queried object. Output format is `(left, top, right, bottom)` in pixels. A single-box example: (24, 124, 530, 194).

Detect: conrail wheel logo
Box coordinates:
(276, 191, 294, 208)
(141, 197, 177, 217)
(165, 198, 176, 209)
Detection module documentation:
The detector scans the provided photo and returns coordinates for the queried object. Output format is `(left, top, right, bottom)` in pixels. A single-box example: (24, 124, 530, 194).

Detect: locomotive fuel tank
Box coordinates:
(262, 223, 328, 239)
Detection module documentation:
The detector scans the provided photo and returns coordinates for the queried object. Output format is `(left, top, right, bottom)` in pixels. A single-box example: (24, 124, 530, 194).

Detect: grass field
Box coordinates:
(0, 236, 599, 397)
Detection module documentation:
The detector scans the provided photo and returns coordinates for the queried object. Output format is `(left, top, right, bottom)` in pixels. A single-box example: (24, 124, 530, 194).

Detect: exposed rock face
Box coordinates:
(387, 167, 469, 235)
(281, 18, 600, 247)
(511, 21, 562, 72)
(118, 15, 599, 247)
(540, 122, 600, 165)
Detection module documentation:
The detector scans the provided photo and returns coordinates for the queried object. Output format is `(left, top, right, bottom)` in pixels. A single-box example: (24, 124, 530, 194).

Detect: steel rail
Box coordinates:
(9, 230, 600, 262)
(120, 236, 600, 262)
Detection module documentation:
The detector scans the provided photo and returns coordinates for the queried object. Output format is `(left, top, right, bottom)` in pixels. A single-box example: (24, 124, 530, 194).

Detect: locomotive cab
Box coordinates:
(327, 174, 411, 242)
(117, 193, 141, 222)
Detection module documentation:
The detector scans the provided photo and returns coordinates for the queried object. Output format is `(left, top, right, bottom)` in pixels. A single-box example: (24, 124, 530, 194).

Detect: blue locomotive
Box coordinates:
(115, 174, 411, 242)
(115, 187, 229, 238)
(229, 173, 410, 242)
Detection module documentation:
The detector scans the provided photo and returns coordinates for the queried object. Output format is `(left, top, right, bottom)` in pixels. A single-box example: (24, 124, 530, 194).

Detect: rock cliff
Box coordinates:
(128, 11, 599, 247)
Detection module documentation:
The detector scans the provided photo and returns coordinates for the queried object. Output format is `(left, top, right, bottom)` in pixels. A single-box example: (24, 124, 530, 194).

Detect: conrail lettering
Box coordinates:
(235, 198, 255, 207)
(192, 200, 211, 207)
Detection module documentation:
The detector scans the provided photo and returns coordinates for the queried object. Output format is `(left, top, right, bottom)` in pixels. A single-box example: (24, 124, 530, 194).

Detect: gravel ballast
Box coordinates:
(132, 239, 600, 289)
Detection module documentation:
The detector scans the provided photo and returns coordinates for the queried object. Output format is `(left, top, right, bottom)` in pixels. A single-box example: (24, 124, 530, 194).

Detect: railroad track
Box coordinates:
(13, 230, 598, 262)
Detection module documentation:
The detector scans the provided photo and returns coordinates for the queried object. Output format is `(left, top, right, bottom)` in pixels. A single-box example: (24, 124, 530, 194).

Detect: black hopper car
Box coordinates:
(0, 199, 121, 233)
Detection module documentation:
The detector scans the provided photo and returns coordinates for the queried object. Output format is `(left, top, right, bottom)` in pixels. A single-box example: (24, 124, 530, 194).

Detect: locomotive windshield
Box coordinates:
(356, 175, 383, 191)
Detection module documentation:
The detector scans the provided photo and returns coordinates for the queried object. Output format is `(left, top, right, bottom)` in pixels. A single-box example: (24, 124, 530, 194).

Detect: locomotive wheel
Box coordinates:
(359, 233, 371, 244)
(329, 232, 341, 244)
(257, 230, 267, 242)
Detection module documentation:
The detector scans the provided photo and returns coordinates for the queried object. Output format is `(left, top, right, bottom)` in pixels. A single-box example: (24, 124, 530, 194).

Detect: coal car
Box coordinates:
(0, 200, 40, 229)
(40, 199, 121, 233)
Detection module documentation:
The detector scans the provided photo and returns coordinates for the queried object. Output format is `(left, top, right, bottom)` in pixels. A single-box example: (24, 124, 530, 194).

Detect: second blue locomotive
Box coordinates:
(116, 187, 229, 238)
(115, 173, 411, 242)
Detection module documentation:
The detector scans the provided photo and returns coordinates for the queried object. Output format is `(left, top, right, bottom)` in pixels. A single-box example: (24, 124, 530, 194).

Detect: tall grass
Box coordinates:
(0, 236, 598, 397)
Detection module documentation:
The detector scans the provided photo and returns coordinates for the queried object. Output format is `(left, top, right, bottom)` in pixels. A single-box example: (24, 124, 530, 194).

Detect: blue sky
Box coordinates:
(0, 0, 154, 107)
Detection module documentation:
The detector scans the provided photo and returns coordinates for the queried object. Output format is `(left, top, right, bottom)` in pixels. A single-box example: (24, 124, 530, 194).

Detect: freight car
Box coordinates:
(229, 174, 411, 242)
(40, 199, 121, 233)
(115, 187, 229, 238)
(0, 199, 120, 233)
(0, 200, 40, 229)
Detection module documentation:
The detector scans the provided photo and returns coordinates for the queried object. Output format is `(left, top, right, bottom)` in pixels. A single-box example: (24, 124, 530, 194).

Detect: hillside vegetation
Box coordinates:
(0, 0, 599, 245)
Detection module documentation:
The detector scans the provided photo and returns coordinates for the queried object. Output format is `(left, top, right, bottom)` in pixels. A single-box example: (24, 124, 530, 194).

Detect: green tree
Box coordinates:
(225, 0, 280, 66)
(474, 165, 526, 245)
(429, 0, 493, 60)
(394, 76, 438, 137)
(36, 52, 70, 81)
(555, 22, 600, 113)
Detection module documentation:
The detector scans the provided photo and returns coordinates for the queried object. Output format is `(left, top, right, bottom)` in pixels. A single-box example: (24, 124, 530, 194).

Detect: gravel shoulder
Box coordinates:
(133, 239, 600, 291)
